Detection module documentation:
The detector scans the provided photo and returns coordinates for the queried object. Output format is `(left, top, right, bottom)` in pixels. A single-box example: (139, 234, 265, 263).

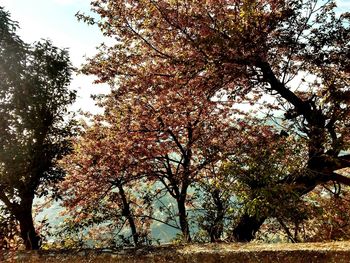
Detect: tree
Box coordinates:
(81, 0, 350, 241)
(0, 7, 76, 249)
(62, 80, 242, 242)
(60, 116, 152, 247)
(303, 182, 350, 242)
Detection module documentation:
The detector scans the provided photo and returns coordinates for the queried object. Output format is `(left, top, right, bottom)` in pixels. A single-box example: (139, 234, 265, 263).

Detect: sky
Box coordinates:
(0, 0, 349, 113)
(0, 0, 110, 113)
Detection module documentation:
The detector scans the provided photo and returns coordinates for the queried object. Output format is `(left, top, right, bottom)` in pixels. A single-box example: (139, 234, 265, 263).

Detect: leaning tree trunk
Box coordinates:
(230, 164, 327, 243)
(118, 185, 139, 246)
(230, 154, 350, 242)
(229, 60, 350, 242)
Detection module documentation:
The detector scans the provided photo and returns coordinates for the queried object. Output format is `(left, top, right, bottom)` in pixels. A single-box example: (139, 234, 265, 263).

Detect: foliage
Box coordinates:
(61, 60, 248, 242)
(59, 114, 154, 247)
(304, 184, 350, 242)
(255, 183, 350, 243)
(226, 130, 307, 212)
(0, 205, 22, 250)
(193, 170, 238, 243)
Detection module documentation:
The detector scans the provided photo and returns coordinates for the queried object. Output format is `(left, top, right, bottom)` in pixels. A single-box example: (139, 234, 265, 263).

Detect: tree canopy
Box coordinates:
(0, 7, 76, 249)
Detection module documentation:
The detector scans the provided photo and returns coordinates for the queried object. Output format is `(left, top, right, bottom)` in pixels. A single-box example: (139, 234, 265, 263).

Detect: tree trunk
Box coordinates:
(231, 214, 266, 242)
(177, 196, 191, 242)
(119, 185, 139, 246)
(209, 189, 225, 242)
(16, 207, 41, 250)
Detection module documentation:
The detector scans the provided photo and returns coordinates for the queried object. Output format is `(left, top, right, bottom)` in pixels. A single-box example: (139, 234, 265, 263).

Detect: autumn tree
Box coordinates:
(115, 89, 240, 242)
(303, 179, 350, 242)
(61, 76, 242, 242)
(80, 0, 350, 241)
(0, 7, 76, 249)
(60, 115, 152, 247)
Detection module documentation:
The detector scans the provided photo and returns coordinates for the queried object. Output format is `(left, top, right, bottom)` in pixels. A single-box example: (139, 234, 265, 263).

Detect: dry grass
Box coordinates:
(2, 241, 350, 263)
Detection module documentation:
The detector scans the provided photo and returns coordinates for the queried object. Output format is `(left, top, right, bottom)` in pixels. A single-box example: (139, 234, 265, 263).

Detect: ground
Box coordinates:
(2, 241, 350, 262)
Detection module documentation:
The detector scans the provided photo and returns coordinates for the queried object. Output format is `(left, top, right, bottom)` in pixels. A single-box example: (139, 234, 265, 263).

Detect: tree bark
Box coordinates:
(231, 214, 266, 242)
(15, 206, 41, 250)
(177, 195, 191, 242)
(209, 189, 225, 242)
(0, 189, 41, 249)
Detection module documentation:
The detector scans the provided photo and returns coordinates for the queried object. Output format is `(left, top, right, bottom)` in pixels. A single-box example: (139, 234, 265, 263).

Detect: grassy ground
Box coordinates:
(2, 241, 350, 262)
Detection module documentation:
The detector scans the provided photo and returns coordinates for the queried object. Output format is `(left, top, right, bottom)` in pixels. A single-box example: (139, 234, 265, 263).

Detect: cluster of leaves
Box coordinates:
(255, 182, 350, 243)
(0, 206, 22, 250)
(304, 183, 350, 242)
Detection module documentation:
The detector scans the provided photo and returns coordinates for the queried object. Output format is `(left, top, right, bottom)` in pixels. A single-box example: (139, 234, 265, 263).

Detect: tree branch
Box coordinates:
(330, 172, 350, 186)
(257, 61, 312, 121)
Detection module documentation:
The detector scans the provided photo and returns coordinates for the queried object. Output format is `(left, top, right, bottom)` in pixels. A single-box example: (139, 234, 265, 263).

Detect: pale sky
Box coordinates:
(0, 0, 110, 113)
(0, 0, 349, 113)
